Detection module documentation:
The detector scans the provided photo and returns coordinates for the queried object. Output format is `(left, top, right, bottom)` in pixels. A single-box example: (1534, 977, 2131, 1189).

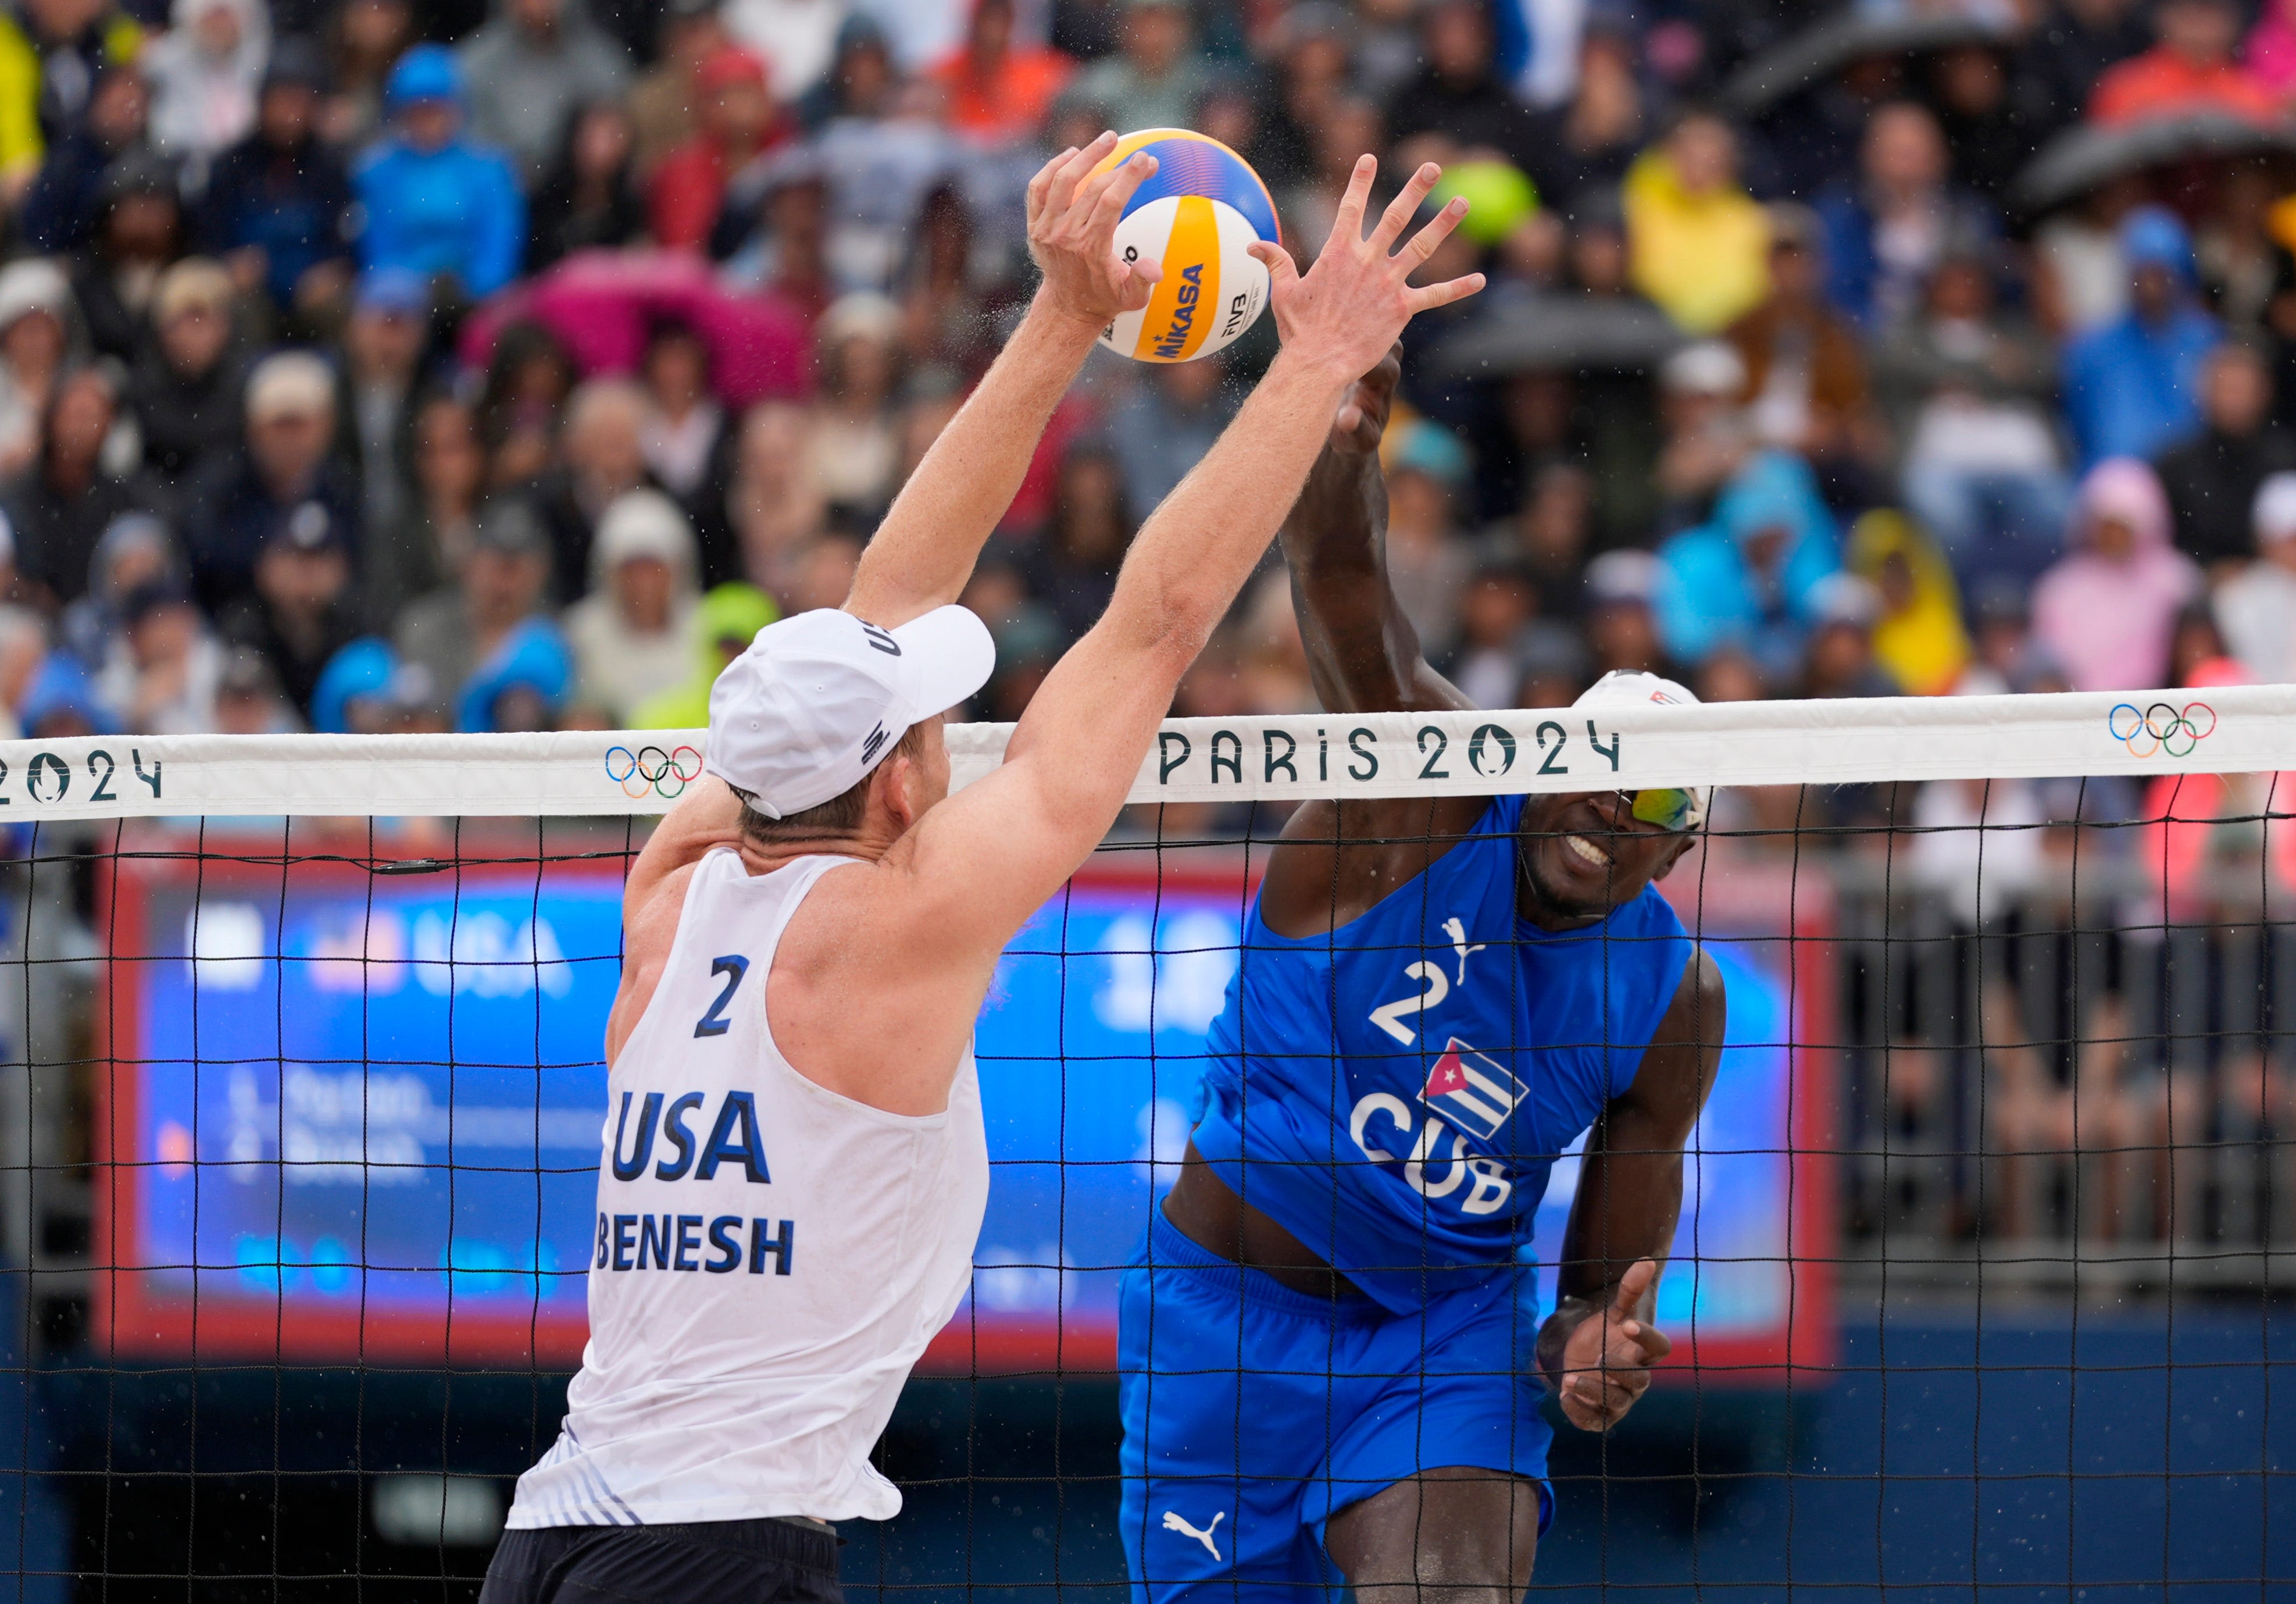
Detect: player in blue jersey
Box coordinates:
(1116, 350, 1727, 1603)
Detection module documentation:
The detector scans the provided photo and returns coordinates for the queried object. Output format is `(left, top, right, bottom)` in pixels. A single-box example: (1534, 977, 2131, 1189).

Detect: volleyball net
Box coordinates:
(2, 687, 2291, 1600)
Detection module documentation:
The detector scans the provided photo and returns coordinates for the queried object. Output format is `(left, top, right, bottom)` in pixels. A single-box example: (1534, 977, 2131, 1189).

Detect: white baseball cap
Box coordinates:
(705, 605, 996, 818)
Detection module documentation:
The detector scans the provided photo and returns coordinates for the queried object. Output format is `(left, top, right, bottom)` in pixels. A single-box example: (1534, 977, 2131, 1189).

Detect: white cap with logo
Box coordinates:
(705, 605, 997, 818)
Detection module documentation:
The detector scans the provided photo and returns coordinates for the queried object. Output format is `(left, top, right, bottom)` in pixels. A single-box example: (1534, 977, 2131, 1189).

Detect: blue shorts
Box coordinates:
(1116, 1208, 1554, 1604)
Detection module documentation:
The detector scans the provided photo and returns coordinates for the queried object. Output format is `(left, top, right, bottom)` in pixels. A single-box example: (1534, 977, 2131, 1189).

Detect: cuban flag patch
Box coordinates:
(1419, 1039, 1528, 1142)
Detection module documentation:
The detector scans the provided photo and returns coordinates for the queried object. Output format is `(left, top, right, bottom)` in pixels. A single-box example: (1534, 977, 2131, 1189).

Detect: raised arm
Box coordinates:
(1535, 952, 1726, 1432)
(1280, 348, 1474, 719)
(1258, 354, 1489, 936)
(844, 133, 1161, 628)
(897, 160, 1483, 955)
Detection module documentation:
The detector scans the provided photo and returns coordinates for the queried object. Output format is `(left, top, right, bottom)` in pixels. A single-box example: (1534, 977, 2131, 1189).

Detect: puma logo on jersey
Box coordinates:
(1162, 1509, 1224, 1562)
(1441, 917, 1486, 983)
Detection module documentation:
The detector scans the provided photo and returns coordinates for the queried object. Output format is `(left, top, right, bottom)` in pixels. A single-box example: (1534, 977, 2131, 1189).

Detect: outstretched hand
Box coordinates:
(1252, 158, 1484, 383)
(1547, 1259, 1674, 1432)
(1027, 132, 1163, 330)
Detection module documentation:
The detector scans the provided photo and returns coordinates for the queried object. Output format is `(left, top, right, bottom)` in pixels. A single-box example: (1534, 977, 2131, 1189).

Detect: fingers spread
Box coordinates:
(1402, 195, 1471, 268)
(1372, 161, 1442, 252)
(1249, 238, 1301, 291)
(1404, 272, 1486, 315)
(1329, 154, 1378, 243)
(1026, 148, 1075, 214)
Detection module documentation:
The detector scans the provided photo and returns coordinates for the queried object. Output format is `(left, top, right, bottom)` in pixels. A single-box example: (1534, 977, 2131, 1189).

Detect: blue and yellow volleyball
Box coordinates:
(1090, 129, 1280, 363)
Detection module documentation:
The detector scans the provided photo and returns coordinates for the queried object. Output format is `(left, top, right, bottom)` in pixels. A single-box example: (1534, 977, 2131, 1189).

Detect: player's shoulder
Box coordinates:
(1653, 945, 1727, 1043)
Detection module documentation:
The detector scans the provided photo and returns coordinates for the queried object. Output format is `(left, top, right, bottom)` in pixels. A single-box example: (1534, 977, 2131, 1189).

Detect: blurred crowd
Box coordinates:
(0, 0, 2284, 800)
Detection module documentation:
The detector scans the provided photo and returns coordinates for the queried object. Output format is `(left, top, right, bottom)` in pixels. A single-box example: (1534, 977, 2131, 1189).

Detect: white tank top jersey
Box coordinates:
(506, 848, 990, 1528)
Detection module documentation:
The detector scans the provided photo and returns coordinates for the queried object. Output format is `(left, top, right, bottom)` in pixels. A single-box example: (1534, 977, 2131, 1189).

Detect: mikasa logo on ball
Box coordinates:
(1092, 128, 1279, 365)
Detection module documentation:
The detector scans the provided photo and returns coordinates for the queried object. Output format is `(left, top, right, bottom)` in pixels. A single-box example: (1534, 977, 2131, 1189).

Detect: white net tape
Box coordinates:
(0, 685, 2283, 819)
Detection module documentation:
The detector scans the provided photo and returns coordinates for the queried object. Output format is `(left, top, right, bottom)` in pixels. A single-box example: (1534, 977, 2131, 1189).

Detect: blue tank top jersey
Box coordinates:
(1190, 792, 1694, 1315)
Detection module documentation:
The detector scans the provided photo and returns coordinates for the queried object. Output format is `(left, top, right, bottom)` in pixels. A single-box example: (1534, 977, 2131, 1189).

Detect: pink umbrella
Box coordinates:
(460, 249, 815, 407)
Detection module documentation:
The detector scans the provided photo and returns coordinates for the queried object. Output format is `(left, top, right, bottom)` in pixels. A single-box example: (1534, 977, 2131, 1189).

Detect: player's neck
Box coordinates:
(737, 819, 902, 878)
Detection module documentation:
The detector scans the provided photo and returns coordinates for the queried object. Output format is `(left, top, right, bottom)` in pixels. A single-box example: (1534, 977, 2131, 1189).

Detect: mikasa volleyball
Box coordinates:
(1090, 129, 1280, 363)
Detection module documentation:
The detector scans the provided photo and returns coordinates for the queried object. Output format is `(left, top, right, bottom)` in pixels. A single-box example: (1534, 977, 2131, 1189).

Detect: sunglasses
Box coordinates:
(1622, 787, 1704, 833)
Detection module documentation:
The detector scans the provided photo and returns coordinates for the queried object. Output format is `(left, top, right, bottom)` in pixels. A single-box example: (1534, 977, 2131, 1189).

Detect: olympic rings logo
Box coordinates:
(605, 744, 704, 799)
(2108, 701, 2216, 759)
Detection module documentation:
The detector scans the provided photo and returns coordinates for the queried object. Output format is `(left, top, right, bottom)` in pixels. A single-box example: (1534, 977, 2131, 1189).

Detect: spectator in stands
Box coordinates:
(2091, 0, 2277, 123)
(805, 293, 902, 518)
(456, 614, 569, 730)
(630, 576, 773, 726)
(127, 256, 245, 480)
(1844, 509, 1970, 697)
(141, 0, 267, 179)
(637, 317, 720, 506)
(0, 258, 78, 477)
(212, 643, 297, 731)
(365, 390, 481, 630)
(1523, 22, 1644, 219)
(457, 0, 630, 185)
(1813, 102, 1995, 335)
(217, 506, 360, 718)
(2154, 340, 2296, 576)
(2033, 457, 2205, 691)
(1442, 564, 1538, 709)
(2212, 472, 2296, 682)
(1800, 575, 1900, 698)
(564, 486, 697, 723)
(338, 266, 430, 546)
(58, 508, 170, 668)
(1107, 350, 1236, 521)
(2062, 207, 2223, 466)
(185, 350, 360, 616)
(1653, 449, 1841, 685)
(1379, 417, 1472, 660)
(932, 0, 1073, 147)
(1879, 250, 2072, 590)
(1384, 0, 1538, 173)
(1625, 109, 1769, 337)
(1654, 338, 1752, 517)
(6, 365, 157, 610)
(70, 152, 184, 362)
(626, 0, 724, 174)
(1020, 440, 1133, 646)
(1070, 0, 1208, 135)
(395, 494, 552, 710)
(0, 0, 145, 205)
(531, 377, 655, 602)
(324, 0, 414, 150)
(525, 97, 642, 271)
(353, 45, 525, 301)
(726, 0, 841, 106)
(20, 60, 147, 252)
(1727, 204, 1873, 483)
(195, 41, 351, 316)
(717, 398, 823, 595)
(101, 579, 220, 732)
(649, 45, 780, 254)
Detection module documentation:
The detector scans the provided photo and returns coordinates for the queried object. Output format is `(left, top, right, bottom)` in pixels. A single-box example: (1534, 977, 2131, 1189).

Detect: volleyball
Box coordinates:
(1089, 128, 1280, 363)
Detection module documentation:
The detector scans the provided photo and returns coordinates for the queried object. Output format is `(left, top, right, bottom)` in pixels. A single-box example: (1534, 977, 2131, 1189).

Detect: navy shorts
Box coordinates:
(479, 1515, 840, 1604)
(1117, 1208, 1553, 1604)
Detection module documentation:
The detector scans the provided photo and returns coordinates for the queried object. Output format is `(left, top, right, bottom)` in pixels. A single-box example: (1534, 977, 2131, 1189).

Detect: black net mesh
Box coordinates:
(5, 783, 2288, 1601)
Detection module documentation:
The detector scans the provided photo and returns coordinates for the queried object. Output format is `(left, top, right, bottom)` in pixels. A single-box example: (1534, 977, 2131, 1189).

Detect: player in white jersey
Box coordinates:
(479, 137, 1485, 1603)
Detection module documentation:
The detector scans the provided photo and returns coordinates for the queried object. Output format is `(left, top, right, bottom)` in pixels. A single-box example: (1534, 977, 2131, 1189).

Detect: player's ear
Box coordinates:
(1654, 833, 1697, 882)
(878, 752, 921, 832)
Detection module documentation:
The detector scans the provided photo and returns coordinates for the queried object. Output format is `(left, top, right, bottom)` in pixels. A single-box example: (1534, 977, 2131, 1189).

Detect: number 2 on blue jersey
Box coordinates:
(694, 955, 751, 1038)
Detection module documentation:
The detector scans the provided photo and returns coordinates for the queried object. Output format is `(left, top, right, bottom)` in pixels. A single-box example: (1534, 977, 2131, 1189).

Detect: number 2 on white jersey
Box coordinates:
(1368, 961, 1449, 1045)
